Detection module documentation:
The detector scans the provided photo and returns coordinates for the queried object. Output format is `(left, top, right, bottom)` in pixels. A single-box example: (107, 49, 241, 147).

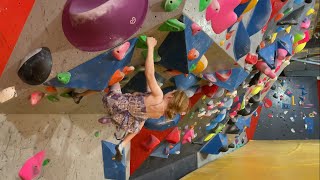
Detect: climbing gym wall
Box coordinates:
(0, 0, 318, 180)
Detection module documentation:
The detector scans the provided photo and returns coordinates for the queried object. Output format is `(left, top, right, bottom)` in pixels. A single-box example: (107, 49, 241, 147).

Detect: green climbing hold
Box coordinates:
(293, 33, 305, 44)
(162, 0, 183, 12)
(158, 19, 186, 32)
(94, 131, 100, 137)
(283, 7, 293, 16)
(136, 35, 148, 49)
(57, 72, 71, 85)
(60, 92, 72, 98)
(189, 63, 197, 72)
(199, 0, 212, 12)
(47, 95, 59, 102)
(42, 159, 50, 166)
(141, 49, 161, 62)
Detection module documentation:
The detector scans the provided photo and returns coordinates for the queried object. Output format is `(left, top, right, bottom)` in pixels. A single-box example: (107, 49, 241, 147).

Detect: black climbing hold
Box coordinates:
(219, 146, 229, 152)
(225, 124, 240, 134)
(18, 47, 52, 85)
(277, 6, 305, 26)
(228, 143, 235, 148)
(305, 0, 312, 3)
(273, 93, 278, 98)
(248, 72, 261, 86)
(249, 92, 261, 103)
(271, 84, 276, 90)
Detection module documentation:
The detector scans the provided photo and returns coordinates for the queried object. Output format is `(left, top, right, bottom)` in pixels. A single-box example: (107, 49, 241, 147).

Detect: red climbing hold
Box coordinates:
(191, 23, 202, 35)
(45, 86, 57, 93)
(188, 48, 200, 60)
(166, 127, 181, 144)
(112, 42, 130, 61)
(141, 134, 160, 152)
(245, 53, 258, 65)
(264, 98, 272, 108)
(19, 151, 45, 180)
(215, 70, 232, 82)
(202, 84, 219, 98)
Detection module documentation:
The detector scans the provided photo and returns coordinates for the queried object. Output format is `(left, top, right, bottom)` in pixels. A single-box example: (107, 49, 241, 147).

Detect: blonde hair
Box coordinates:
(166, 90, 190, 119)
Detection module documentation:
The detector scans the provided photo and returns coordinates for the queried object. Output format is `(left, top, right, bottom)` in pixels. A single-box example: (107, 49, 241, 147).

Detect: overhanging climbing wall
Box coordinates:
(0, 0, 318, 179)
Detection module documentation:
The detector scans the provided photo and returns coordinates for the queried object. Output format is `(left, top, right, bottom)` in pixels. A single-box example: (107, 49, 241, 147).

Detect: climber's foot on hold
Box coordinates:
(70, 91, 83, 104)
(112, 144, 123, 161)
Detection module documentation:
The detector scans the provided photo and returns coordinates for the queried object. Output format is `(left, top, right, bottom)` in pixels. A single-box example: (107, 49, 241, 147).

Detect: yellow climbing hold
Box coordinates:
(294, 42, 306, 53)
(240, 98, 246, 109)
(192, 55, 208, 74)
(251, 86, 263, 95)
(204, 133, 216, 142)
(220, 40, 225, 46)
(271, 33, 277, 43)
(285, 26, 291, 33)
(243, 0, 258, 14)
(306, 8, 315, 16)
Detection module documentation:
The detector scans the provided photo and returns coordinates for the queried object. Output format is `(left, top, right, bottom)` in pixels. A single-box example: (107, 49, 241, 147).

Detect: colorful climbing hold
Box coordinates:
(285, 26, 292, 33)
(162, 0, 183, 12)
(112, 42, 130, 61)
(220, 40, 225, 46)
(191, 23, 202, 35)
(294, 42, 306, 53)
(19, 151, 45, 180)
(158, 19, 186, 32)
(306, 8, 315, 16)
(136, 35, 147, 49)
(30, 91, 45, 106)
(271, 33, 277, 43)
(45, 86, 57, 93)
(42, 159, 50, 166)
(294, 33, 305, 43)
(199, 0, 211, 11)
(188, 48, 200, 60)
(283, 7, 293, 16)
(243, 0, 258, 13)
(205, 0, 240, 34)
(215, 70, 232, 82)
(47, 95, 59, 102)
(226, 30, 235, 40)
(192, 55, 208, 74)
(57, 72, 71, 85)
(274, 13, 284, 21)
(108, 70, 125, 86)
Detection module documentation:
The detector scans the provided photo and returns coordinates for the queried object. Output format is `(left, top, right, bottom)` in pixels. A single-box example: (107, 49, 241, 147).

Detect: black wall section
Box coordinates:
(254, 77, 320, 140)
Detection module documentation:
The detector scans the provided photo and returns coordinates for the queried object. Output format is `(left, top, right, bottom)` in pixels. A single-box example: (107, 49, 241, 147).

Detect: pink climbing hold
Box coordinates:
(141, 134, 160, 152)
(226, 43, 231, 50)
(182, 127, 194, 144)
(255, 61, 276, 79)
(203, 73, 217, 83)
(112, 42, 130, 61)
(30, 91, 45, 106)
(166, 127, 181, 144)
(300, 18, 311, 29)
(191, 23, 202, 35)
(210, 0, 221, 13)
(268, 114, 273, 118)
(206, 0, 241, 34)
(188, 48, 200, 60)
(277, 48, 288, 60)
(215, 69, 232, 82)
(19, 151, 45, 180)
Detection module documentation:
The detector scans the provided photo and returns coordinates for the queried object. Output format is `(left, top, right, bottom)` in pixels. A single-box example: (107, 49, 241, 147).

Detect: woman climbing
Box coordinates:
(73, 37, 190, 161)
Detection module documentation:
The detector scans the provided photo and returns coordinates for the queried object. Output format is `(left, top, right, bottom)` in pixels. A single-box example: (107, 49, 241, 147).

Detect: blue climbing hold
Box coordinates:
(200, 133, 228, 154)
(258, 43, 277, 69)
(150, 142, 170, 158)
(144, 114, 181, 131)
(169, 143, 181, 154)
(173, 74, 200, 91)
(277, 34, 293, 56)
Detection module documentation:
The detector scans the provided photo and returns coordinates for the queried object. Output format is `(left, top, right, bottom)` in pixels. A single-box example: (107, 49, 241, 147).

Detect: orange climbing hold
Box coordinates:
(260, 41, 266, 48)
(226, 30, 235, 40)
(188, 48, 200, 60)
(108, 70, 125, 86)
(123, 66, 135, 75)
(274, 13, 284, 22)
(112, 42, 131, 60)
(45, 86, 57, 93)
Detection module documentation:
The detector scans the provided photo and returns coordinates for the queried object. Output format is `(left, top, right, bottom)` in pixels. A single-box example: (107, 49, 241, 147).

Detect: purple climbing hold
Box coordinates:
(62, 0, 148, 52)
